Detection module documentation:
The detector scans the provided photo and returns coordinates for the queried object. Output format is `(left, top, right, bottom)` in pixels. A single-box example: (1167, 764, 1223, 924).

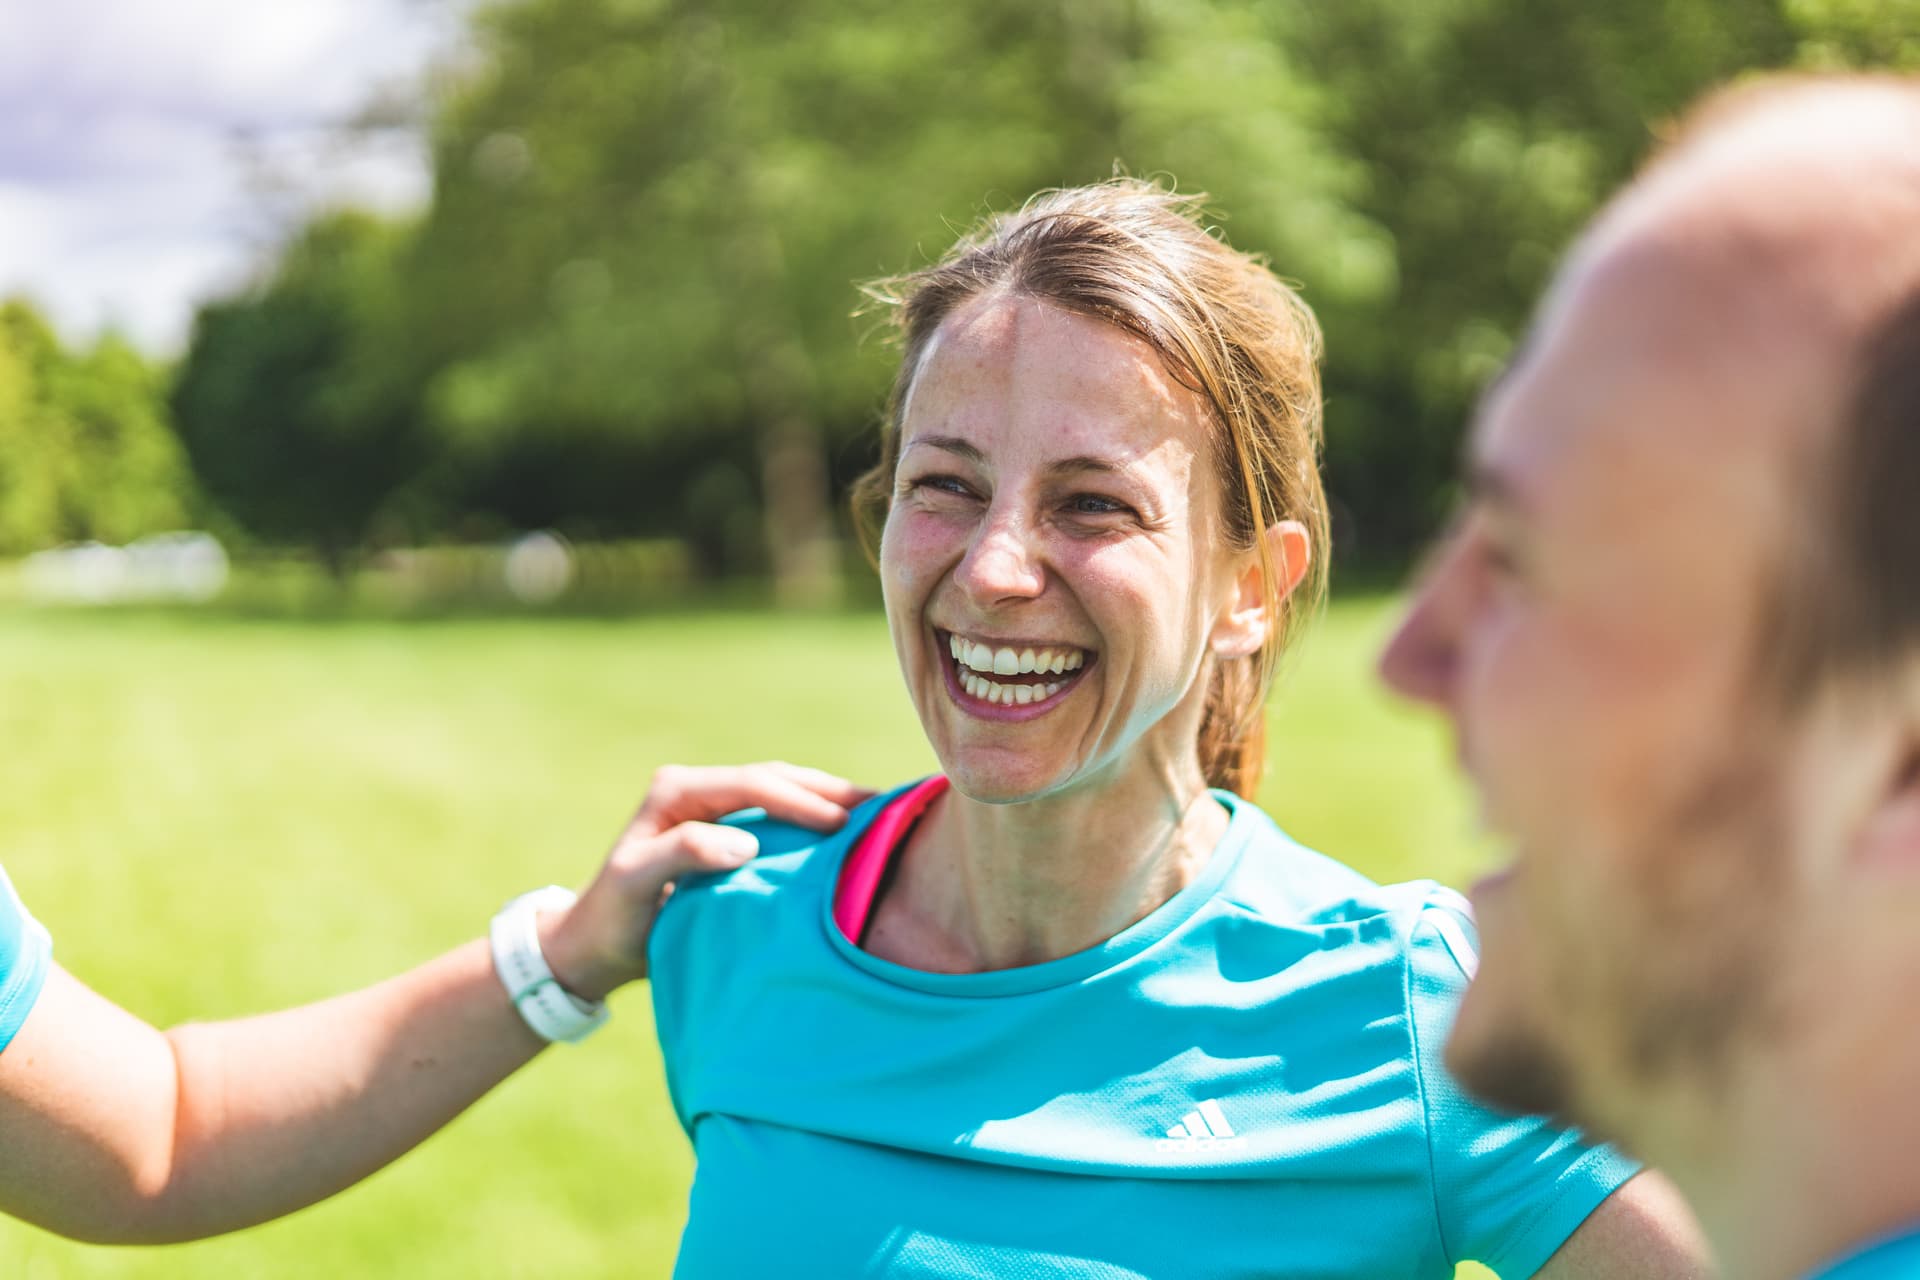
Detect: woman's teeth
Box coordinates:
(959, 672, 1065, 706)
(944, 632, 1086, 708)
(946, 634, 1086, 677)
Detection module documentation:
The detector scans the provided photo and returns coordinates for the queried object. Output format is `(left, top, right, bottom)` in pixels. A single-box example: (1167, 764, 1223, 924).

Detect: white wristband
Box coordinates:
(489, 886, 610, 1045)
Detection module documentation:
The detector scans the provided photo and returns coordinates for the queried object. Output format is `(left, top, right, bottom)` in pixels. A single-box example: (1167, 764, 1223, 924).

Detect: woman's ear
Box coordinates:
(1211, 521, 1311, 659)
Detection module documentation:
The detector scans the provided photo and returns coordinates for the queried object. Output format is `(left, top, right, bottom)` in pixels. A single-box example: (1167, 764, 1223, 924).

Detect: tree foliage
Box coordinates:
(394, 0, 1366, 598)
(0, 300, 192, 554)
(149, 0, 1920, 582)
(170, 212, 423, 575)
(1287, 0, 1801, 555)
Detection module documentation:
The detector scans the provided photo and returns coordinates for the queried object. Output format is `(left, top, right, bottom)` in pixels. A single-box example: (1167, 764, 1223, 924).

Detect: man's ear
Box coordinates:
(1854, 738, 1920, 876)
(1211, 521, 1312, 660)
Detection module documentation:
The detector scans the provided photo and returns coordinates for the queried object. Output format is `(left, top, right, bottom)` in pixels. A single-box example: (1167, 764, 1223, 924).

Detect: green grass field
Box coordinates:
(0, 597, 1501, 1279)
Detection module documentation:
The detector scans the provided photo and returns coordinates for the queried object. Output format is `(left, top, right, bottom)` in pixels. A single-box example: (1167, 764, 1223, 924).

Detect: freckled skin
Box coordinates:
(880, 293, 1246, 807)
(859, 292, 1308, 975)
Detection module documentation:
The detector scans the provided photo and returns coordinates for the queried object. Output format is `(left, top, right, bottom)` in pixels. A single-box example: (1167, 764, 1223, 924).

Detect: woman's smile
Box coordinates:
(873, 292, 1239, 802)
(935, 627, 1096, 720)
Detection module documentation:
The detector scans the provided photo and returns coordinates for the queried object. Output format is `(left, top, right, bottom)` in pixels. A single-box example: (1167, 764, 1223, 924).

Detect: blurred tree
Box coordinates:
(1285, 0, 1799, 558)
(0, 303, 70, 551)
(398, 0, 1360, 601)
(0, 300, 192, 553)
(159, 0, 1920, 580)
(49, 334, 199, 544)
(1789, 0, 1920, 66)
(171, 211, 423, 578)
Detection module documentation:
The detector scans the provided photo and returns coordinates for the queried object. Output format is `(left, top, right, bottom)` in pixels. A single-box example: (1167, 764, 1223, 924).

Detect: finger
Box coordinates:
(744, 773, 866, 832)
(634, 764, 865, 835)
(628, 821, 760, 889)
(755, 761, 880, 808)
(627, 764, 766, 839)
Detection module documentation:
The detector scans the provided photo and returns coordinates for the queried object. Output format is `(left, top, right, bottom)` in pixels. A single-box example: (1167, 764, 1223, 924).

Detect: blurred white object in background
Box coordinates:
(23, 541, 128, 604)
(503, 530, 574, 605)
(22, 532, 229, 604)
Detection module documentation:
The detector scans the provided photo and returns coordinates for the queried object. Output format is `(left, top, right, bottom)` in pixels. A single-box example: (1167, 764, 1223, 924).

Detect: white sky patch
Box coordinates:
(0, 0, 464, 353)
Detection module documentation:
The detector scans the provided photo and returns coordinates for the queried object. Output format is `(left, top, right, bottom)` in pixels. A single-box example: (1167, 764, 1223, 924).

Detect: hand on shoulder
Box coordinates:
(542, 762, 873, 1000)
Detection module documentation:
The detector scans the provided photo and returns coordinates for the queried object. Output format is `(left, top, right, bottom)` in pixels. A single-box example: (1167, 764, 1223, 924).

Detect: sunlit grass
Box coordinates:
(0, 597, 1499, 1278)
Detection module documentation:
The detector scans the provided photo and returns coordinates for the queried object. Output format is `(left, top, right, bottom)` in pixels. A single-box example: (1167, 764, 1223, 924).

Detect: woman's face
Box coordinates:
(879, 293, 1261, 804)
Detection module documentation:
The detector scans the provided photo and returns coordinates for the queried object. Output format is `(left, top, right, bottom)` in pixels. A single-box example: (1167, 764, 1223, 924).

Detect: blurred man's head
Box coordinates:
(1380, 75, 1920, 1261)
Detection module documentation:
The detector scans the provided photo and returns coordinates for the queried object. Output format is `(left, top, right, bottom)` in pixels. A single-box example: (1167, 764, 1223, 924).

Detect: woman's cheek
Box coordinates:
(879, 524, 930, 600)
(884, 509, 966, 576)
(1066, 542, 1177, 631)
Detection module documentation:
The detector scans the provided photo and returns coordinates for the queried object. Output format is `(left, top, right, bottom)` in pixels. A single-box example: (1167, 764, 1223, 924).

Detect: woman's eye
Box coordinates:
(905, 474, 976, 499)
(1066, 493, 1129, 516)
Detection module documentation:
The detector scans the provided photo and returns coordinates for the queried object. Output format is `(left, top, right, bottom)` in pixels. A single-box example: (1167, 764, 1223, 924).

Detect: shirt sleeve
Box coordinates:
(0, 863, 52, 1056)
(648, 851, 702, 1135)
(1407, 891, 1641, 1278)
(647, 806, 834, 1135)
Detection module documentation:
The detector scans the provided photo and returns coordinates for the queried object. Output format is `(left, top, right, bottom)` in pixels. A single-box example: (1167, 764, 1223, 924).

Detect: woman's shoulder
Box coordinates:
(655, 781, 916, 928)
(1222, 796, 1460, 931)
(671, 794, 879, 904)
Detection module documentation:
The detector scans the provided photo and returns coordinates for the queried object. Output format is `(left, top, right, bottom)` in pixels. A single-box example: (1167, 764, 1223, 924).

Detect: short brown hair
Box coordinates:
(1774, 289, 1920, 701)
(1652, 76, 1920, 703)
(853, 180, 1329, 797)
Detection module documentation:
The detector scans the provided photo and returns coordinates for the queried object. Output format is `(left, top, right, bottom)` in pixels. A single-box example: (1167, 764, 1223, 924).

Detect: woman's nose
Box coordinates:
(956, 512, 1045, 604)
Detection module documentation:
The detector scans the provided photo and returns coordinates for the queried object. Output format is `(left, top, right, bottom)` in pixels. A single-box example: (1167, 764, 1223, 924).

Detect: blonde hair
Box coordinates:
(853, 180, 1329, 797)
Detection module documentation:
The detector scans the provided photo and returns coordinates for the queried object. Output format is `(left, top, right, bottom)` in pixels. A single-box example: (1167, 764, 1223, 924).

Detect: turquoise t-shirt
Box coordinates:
(650, 786, 1639, 1279)
(0, 863, 52, 1055)
(1812, 1230, 1920, 1279)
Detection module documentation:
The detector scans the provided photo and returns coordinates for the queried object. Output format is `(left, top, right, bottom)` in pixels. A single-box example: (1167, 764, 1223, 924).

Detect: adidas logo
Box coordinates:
(1154, 1098, 1247, 1153)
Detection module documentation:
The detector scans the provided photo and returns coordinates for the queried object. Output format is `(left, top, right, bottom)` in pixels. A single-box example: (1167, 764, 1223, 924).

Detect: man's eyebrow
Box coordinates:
(1466, 462, 1528, 515)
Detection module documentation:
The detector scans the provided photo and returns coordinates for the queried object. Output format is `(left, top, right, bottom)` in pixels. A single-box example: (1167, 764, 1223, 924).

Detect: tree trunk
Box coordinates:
(728, 230, 842, 610)
(318, 534, 354, 585)
(756, 407, 839, 609)
(702, 27, 845, 611)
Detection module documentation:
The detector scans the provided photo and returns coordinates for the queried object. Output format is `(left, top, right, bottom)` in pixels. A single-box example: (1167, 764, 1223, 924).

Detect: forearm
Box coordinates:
(143, 939, 545, 1243)
(0, 762, 866, 1244)
(0, 942, 546, 1244)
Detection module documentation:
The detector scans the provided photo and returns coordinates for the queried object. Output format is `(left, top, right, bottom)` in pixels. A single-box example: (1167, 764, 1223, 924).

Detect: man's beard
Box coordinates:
(1450, 1013, 1585, 1127)
(1453, 740, 1794, 1147)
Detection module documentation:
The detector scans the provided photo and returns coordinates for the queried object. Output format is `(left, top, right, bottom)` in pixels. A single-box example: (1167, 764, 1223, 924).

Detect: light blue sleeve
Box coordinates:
(0, 863, 52, 1056)
(1407, 893, 1641, 1278)
(647, 806, 836, 1134)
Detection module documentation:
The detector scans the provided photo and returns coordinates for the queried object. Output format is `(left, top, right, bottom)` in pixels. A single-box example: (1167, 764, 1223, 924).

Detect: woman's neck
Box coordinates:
(863, 752, 1230, 973)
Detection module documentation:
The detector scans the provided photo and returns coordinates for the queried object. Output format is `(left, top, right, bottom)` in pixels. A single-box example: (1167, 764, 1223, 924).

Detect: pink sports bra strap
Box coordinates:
(832, 775, 950, 941)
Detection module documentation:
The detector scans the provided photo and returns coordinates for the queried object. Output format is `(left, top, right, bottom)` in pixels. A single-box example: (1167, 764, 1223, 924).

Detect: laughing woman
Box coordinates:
(648, 183, 1711, 1279)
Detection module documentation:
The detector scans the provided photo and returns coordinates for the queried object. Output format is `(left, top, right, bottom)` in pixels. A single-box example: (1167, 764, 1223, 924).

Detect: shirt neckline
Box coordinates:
(1808, 1226, 1920, 1279)
(816, 780, 1253, 997)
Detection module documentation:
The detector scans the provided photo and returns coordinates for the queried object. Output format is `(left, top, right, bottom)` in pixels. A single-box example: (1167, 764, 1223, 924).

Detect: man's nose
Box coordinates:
(1378, 545, 1464, 709)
